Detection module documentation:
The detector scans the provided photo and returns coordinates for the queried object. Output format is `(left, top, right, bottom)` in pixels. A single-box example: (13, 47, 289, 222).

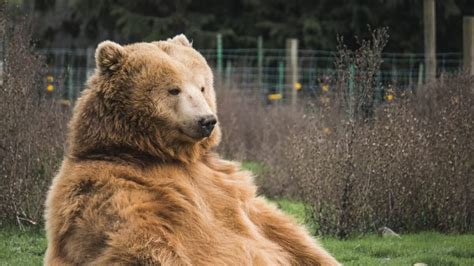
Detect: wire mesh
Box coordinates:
(35, 48, 463, 103)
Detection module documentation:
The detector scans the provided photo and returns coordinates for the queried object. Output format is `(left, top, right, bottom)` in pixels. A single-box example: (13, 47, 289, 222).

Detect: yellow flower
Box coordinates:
(322, 84, 329, 93)
(385, 90, 395, 102)
(268, 93, 282, 101)
(293, 82, 302, 91)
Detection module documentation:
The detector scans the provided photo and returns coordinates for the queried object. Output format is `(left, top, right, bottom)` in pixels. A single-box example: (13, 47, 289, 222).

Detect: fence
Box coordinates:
(38, 48, 95, 102)
(36, 47, 463, 103)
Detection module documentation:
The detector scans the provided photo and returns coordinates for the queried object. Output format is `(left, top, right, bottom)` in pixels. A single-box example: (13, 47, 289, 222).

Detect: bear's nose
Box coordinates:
(198, 115, 217, 137)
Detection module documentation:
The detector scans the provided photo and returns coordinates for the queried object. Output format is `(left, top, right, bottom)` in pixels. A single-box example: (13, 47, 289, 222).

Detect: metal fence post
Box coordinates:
(68, 66, 74, 103)
(257, 36, 263, 89)
(216, 33, 223, 77)
(86, 47, 95, 77)
(225, 60, 232, 87)
(391, 64, 397, 85)
(375, 71, 382, 104)
(278, 61, 284, 97)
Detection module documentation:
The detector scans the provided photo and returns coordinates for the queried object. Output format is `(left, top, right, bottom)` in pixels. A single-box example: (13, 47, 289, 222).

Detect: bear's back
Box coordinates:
(44, 158, 292, 265)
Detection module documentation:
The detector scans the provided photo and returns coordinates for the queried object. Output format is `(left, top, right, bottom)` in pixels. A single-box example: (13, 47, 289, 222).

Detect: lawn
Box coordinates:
(0, 226, 46, 265)
(1, 200, 473, 265)
(323, 232, 474, 265)
(271, 199, 474, 266)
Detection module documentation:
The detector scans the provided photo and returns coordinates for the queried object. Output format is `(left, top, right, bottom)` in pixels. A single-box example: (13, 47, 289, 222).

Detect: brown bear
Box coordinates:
(44, 34, 340, 266)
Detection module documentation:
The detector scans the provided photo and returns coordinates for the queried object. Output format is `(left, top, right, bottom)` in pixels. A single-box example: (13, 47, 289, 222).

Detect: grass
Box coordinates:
(242, 160, 267, 184)
(0, 205, 473, 265)
(322, 232, 474, 265)
(0, 226, 46, 265)
(271, 198, 474, 266)
(241, 161, 265, 176)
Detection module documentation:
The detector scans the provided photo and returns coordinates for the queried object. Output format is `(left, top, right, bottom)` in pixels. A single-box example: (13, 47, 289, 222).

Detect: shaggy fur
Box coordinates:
(44, 34, 340, 266)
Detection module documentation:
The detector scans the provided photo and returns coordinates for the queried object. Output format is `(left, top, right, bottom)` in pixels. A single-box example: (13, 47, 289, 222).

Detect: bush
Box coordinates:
(292, 73, 474, 237)
(217, 30, 473, 238)
(216, 85, 306, 196)
(0, 10, 69, 227)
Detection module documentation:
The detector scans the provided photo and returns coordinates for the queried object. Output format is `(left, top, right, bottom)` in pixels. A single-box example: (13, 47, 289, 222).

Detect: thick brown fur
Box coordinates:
(44, 34, 340, 266)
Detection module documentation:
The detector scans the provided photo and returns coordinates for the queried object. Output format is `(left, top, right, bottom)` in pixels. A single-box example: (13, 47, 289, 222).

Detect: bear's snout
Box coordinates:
(197, 115, 217, 137)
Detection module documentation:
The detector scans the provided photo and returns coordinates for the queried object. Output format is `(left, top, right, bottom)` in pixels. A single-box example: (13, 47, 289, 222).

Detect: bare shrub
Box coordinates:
(288, 77, 472, 237)
(217, 29, 473, 237)
(0, 10, 69, 227)
(216, 84, 309, 195)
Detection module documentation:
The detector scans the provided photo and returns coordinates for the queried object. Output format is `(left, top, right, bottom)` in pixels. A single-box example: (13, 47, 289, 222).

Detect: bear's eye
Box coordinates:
(201, 87, 205, 93)
(168, 88, 181, 96)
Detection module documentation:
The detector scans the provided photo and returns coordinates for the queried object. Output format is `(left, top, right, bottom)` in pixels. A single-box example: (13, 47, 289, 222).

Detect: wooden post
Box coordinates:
(463, 16, 474, 75)
(423, 0, 436, 81)
(418, 63, 424, 88)
(285, 38, 298, 107)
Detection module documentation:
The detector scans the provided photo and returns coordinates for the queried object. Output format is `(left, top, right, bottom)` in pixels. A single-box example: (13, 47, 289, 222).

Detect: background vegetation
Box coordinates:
(217, 72, 473, 238)
(0, 11, 68, 227)
(7, 0, 474, 52)
(216, 29, 473, 238)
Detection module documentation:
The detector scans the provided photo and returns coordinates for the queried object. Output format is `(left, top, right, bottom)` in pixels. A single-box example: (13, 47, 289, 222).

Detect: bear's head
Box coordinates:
(68, 34, 221, 164)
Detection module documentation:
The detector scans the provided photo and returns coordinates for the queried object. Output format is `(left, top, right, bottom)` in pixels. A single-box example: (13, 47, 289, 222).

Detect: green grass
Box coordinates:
(1, 209, 473, 265)
(272, 198, 474, 265)
(0, 226, 46, 265)
(324, 232, 474, 265)
(241, 161, 265, 175)
(274, 198, 308, 225)
(241, 160, 267, 184)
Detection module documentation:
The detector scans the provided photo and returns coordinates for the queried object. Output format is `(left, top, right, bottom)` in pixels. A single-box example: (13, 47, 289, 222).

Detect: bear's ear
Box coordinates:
(95, 41, 126, 74)
(168, 34, 192, 47)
